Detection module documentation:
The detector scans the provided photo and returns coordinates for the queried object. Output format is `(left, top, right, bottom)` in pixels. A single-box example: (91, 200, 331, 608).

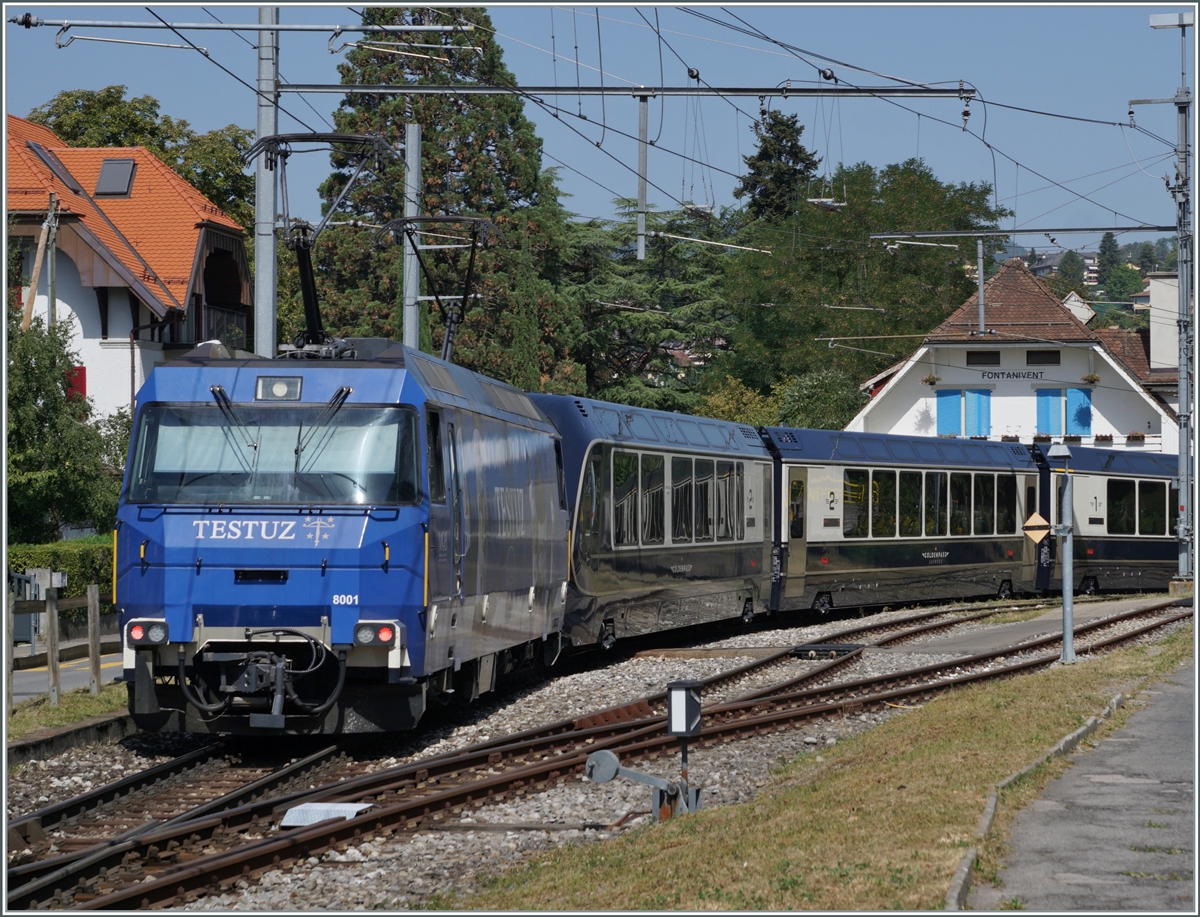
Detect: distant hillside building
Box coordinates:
(847, 259, 1177, 452)
(1029, 250, 1100, 286)
(6, 114, 252, 419)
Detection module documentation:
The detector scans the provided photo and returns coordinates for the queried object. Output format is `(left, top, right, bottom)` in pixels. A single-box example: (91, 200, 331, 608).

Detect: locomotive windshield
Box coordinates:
(127, 404, 419, 505)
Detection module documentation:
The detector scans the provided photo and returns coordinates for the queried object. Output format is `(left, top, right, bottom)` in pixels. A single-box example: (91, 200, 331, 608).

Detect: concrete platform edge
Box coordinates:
(944, 692, 1125, 910)
(6, 710, 136, 766)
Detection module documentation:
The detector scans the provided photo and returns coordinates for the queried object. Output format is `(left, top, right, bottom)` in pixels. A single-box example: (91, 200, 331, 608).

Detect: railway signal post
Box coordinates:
(1048, 444, 1076, 663)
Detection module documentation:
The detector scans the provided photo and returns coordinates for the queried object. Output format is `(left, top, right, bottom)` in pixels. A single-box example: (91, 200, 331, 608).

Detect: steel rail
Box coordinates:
(6, 744, 342, 901)
(66, 604, 1188, 910)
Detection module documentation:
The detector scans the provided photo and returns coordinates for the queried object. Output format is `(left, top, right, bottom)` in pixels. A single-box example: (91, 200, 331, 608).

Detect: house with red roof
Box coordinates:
(846, 258, 1178, 453)
(6, 114, 252, 418)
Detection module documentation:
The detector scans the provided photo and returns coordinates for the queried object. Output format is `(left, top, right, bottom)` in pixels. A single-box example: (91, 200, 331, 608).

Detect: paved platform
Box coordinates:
(967, 657, 1194, 911)
(872, 594, 1176, 658)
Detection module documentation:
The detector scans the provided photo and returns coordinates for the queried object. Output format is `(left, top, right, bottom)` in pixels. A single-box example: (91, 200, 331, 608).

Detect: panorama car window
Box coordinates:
(128, 404, 419, 505)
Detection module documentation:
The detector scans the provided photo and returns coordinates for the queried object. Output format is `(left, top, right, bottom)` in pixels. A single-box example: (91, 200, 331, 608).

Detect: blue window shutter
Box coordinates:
(1036, 389, 1062, 435)
(1066, 388, 1092, 435)
(966, 390, 991, 437)
(937, 389, 961, 436)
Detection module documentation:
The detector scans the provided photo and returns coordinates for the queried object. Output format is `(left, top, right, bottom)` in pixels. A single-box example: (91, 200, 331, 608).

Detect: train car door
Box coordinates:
(447, 421, 465, 599)
(782, 466, 808, 602)
(425, 410, 464, 605)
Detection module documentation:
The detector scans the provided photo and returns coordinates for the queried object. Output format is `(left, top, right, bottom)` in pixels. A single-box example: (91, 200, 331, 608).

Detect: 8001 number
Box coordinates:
(332, 594, 359, 605)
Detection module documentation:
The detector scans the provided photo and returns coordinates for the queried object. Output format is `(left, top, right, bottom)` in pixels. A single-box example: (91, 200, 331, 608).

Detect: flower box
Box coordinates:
(1063, 435, 1082, 444)
(1033, 434, 1052, 443)
(1093, 434, 1113, 444)
(1001, 435, 1021, 442)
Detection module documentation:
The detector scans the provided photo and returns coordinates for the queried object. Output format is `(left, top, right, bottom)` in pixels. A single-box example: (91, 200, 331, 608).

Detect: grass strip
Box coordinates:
(7, 682, 127, 743)
(430, 624, 1191, 911)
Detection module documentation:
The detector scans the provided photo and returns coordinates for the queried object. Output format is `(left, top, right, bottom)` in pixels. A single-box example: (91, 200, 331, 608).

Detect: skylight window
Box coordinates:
(25, 141, 83, 194)
(95, 158, 137, 196)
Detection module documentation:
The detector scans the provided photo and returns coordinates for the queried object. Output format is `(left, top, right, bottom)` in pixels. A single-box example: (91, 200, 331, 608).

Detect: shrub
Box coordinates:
(8, 536, 113, 619)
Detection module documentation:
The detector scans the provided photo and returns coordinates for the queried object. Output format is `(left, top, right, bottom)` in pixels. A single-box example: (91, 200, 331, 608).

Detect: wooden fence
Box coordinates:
(6, 585, 110, 716)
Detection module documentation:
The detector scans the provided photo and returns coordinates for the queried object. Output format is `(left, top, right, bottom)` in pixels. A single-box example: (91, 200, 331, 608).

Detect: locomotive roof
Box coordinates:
(762, 426, 1038, 471)
(153, 341, 556, 432)
(528, 395, 771, 457)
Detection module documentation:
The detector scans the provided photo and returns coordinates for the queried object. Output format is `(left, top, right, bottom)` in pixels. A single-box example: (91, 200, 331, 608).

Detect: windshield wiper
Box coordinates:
(210, 385, 258, 473)
(294, 386, 354, 475)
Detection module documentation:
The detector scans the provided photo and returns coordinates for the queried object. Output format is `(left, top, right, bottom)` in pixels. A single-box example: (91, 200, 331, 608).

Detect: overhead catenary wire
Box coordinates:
(145, 7, 320, 133)
(690, 8, 1168, 227)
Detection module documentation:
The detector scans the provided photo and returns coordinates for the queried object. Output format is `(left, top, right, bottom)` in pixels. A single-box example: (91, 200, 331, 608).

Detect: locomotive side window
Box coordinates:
(1107, 479, 1136, 534)
(950, 473, 972, 535)
(577, 448, 603, 563)
(898, 471, 922, 536)
(843, 469, 869, 538)
(427, 412, 445, 504)
(996, 475, 1017, 534)
(925, 472, 948, 536)
(671, 458, 694, 542)
(613, 451, 640, 547)
(694, 460, 715, 541)
(1026, 485, 1037, 523)
(641, 454, 665, 545)
(1139, 481, 1167, 535)
(789, 478, 805, 539)
(1170, 484, 1180, 534)
(973, 474, 995, 536)
(715, 461, 736, 541)
(871, 470, 897, 538)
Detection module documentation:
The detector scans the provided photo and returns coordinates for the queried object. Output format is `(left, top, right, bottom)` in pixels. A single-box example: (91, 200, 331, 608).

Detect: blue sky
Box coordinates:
(4, 3, 1193, 256)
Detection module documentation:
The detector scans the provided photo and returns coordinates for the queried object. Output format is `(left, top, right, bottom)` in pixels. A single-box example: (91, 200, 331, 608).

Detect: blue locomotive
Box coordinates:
(117, 346, 1179, 736)
(118, 341, 567, 735)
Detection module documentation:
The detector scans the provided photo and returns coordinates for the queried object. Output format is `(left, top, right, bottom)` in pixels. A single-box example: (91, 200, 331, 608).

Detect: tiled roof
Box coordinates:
(925, 257, 1099, 345)
(1093, 326, 1177, 385)
(6, 114, 243, 313)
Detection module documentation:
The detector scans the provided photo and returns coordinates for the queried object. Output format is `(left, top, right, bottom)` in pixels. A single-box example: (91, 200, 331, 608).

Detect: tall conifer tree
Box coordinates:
(311, 7, 582, 390)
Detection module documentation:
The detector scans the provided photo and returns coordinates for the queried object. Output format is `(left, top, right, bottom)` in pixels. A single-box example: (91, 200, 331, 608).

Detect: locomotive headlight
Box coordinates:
(353, 622, 396, 646)
(127, 620, 169, 645)
(255, 375, 302, 401)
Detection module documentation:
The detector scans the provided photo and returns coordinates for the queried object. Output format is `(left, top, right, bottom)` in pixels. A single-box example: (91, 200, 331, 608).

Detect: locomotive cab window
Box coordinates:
(996, 475, 1017, 534)
(128, 403, 420, 505)
(427, 411, 445, 503)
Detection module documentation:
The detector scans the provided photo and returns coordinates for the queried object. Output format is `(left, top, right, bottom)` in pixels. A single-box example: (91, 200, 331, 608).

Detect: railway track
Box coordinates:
(9, 598, 1187, 910)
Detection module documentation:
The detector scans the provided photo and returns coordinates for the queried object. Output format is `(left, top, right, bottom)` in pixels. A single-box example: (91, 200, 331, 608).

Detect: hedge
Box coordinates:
(8, 536, 114, 619)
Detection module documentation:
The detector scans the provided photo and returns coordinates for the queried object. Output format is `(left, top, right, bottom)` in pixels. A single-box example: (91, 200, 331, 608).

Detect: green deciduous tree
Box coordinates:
(776, 369, 868, 430)
(27, 86, 254, 229)
(1048, 250, 1088, 299)
(732, 109, 821, 222)
(717, 158, 1008, 393)
(6, 305, 118, 543)
(1104, 263, 1145, 303)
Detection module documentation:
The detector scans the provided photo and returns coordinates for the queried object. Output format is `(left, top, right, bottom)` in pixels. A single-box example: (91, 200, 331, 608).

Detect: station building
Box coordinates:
(6, 114, 252, 419)
(846, 258, 1179, 453)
